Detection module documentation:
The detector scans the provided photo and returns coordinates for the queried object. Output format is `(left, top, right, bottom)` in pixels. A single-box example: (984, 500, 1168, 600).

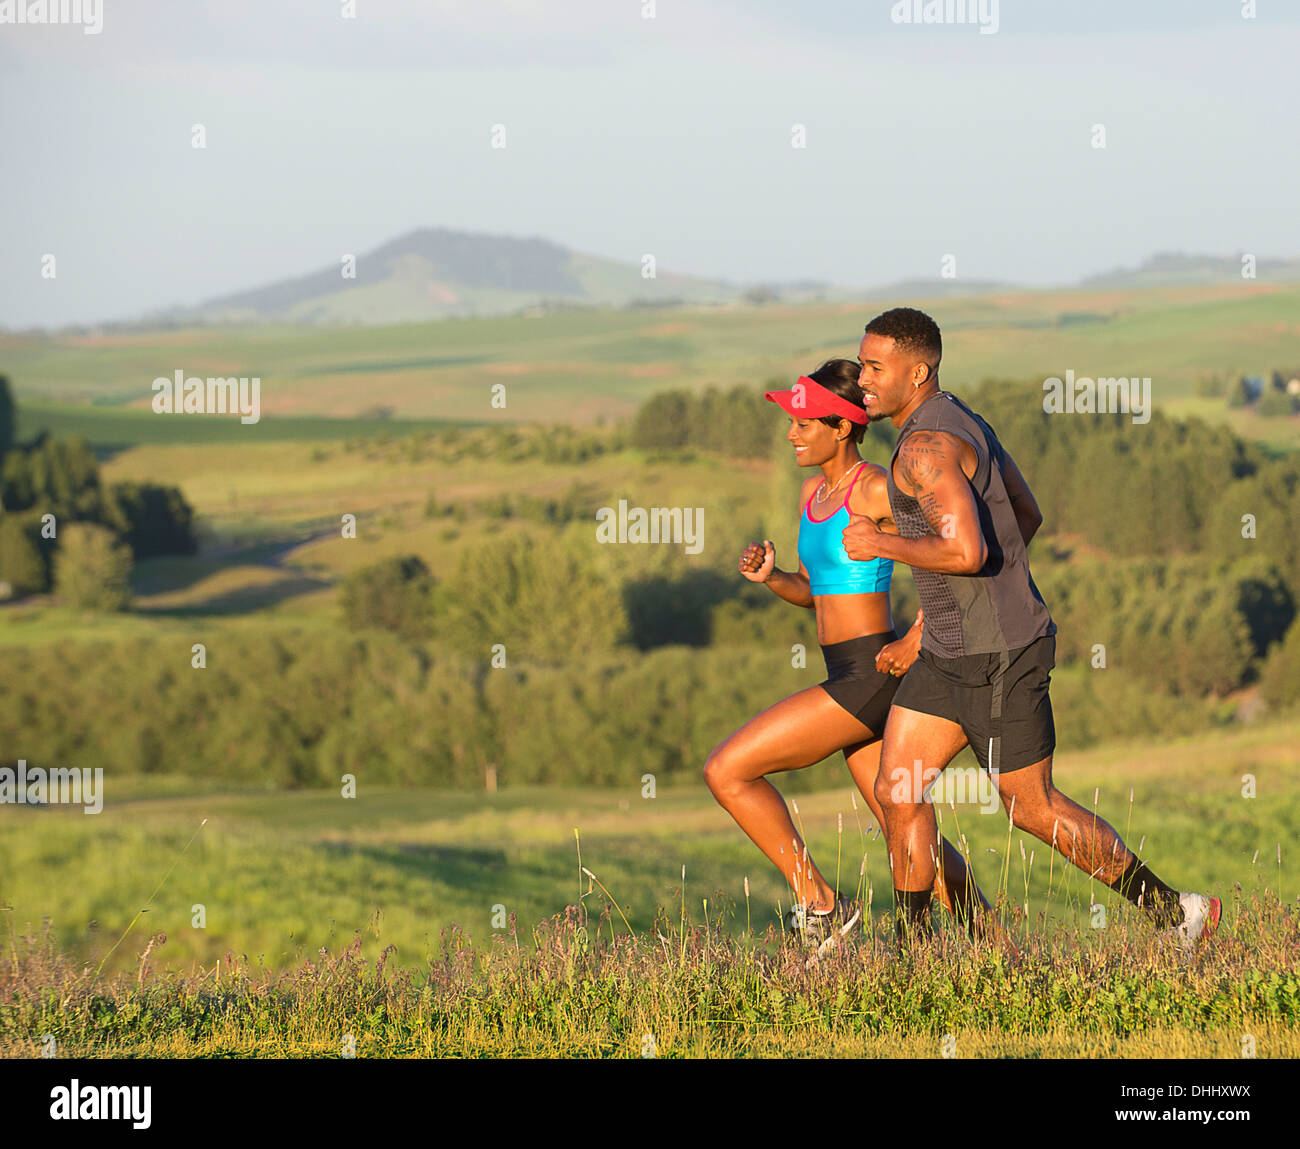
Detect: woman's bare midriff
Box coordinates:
(814, 590, 894, 646)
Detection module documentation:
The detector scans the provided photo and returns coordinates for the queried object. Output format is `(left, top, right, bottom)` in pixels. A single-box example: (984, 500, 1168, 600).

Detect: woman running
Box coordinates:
(703, 359, 996, 947)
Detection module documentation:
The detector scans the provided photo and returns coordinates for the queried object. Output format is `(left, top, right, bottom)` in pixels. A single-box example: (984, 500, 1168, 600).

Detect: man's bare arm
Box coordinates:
(1000, 450, 1043, 548)
(842, 431, 987, 574)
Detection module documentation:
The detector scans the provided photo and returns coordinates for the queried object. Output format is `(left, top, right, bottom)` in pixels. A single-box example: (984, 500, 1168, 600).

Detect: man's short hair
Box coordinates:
(864, 308, 942, 373)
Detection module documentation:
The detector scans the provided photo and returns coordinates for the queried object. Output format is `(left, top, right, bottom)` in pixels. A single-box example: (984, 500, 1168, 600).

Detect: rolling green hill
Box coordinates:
(148, 227, 754, 326)
(5, 281, 1300, 443)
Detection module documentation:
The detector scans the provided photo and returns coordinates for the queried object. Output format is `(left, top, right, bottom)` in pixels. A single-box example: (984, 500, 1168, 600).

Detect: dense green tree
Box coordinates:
(0, 514, 48, 597)
(1257, 389, 1296, 418)
(0, 375, 14, 461)
(339, 554, 435, 641)
(1259, 623, 1300, 711)
(102, 481, 197, 558)
(53, 522, 133, 611)
(0, 433, 101, 521)
(436, 532, 627, 661)
(1036, 555, 1278, 697)
(631, 391, 691, 450)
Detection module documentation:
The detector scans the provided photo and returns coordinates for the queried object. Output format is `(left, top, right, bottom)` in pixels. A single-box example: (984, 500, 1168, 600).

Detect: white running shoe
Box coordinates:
(787, 895, 862, 949)
(788, 895, 863, 968)
(1172, 892, 1221, 949)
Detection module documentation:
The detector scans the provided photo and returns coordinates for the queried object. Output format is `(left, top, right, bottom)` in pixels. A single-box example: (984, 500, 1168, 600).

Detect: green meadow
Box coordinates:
(1, 715, 1296, 1057)
(7, 281, 1300, 435)
(2, 714, 1295, 979)
(2, 283, 1299, 1057)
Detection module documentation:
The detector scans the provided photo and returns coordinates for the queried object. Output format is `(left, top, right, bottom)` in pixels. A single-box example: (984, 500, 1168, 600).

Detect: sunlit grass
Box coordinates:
(2, 887, 1296, 1058)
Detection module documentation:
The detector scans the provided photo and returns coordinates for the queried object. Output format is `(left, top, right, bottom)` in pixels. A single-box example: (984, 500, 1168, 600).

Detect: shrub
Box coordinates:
(339, 555, 434, 641)
(53, 522, 132, 611)
(0, 514, 49, 597)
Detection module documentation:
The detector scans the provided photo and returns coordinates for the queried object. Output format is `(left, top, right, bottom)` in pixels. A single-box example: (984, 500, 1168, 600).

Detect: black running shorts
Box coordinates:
(818, 631, 900, 736)
(892, 634, 1056, 774)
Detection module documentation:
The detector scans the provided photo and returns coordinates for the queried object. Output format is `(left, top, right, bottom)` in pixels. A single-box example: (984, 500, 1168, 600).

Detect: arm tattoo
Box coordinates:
(898, 432, 961, 537)
(898, 432, 948, 493)
(918, 491, 949, 535)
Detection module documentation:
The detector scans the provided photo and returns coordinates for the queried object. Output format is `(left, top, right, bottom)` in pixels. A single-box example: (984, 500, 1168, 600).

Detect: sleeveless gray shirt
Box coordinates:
(885, 390, 1055, 658)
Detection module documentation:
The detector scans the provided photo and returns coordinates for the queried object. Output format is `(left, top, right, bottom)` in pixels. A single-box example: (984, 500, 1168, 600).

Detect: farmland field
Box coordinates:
(6, 282, 1300, 440)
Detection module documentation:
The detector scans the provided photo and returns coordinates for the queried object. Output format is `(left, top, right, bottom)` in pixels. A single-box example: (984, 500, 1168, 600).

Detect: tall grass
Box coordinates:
(2, 882, 1296, 1059)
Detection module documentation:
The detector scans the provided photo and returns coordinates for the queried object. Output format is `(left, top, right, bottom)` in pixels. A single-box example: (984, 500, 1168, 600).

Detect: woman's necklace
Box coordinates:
(814, 459, 864, 505)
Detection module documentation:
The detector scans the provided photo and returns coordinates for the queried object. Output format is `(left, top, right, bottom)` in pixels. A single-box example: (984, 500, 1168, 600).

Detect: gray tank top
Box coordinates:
(886, 390, 1055, 658)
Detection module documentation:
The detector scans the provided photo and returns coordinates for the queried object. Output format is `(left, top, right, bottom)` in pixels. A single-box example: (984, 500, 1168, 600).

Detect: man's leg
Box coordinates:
(995, 754, 1185, 927)
(846, 736, 1000, 938)
(873, 705, 969, 938)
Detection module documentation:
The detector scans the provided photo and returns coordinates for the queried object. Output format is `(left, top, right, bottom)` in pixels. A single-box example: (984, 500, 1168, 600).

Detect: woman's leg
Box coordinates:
(703, 686, 875, 911)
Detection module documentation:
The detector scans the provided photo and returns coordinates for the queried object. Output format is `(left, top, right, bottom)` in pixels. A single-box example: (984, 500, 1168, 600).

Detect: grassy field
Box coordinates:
(6, 282, 1300, 437)
(0, 715, 1296, 1056)
(3, 907, 1297, 1058)
(2, 283, 1298, 1057)
(0, 422, 775, 647)
(12, 400, 473, 456)
(1, 715, 1294, 975)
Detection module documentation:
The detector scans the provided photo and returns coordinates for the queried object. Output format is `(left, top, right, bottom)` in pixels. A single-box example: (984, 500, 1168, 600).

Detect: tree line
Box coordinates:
(6, 370, 1298, 790)
(2, 625, 1235, 791)
(0, 376, 196, 602)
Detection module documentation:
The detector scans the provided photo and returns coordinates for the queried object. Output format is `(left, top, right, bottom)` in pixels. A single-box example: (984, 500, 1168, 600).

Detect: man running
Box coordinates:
(840, 307, 1220, 945)
(705, 358, 1004, 953)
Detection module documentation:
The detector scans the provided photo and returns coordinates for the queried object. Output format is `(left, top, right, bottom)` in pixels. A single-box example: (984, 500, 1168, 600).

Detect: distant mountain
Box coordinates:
(140, 225, 1025, 329)
(860, 278, 1011, 299)
(79, 234, 1300, 332)
(1079, 251, 1300, 289)
(148, 228, 762, 327)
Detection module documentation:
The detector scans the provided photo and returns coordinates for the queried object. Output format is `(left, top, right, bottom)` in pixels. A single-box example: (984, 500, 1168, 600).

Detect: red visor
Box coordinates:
(764, 376, 867, 425)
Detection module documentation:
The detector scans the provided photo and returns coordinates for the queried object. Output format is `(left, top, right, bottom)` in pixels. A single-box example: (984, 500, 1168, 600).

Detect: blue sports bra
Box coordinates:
(798, 466, 894, 596)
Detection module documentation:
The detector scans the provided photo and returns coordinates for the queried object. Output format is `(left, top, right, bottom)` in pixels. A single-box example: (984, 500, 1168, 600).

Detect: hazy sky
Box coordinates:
(2, 0, 1298, 328)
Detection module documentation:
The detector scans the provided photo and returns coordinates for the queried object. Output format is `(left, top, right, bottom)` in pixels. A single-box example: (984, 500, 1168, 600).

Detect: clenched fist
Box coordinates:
(876, 610, 923, 677)
(875, 628, 921, 677)
(739, 540, 776, 583)
(841, 514, 882, 562)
